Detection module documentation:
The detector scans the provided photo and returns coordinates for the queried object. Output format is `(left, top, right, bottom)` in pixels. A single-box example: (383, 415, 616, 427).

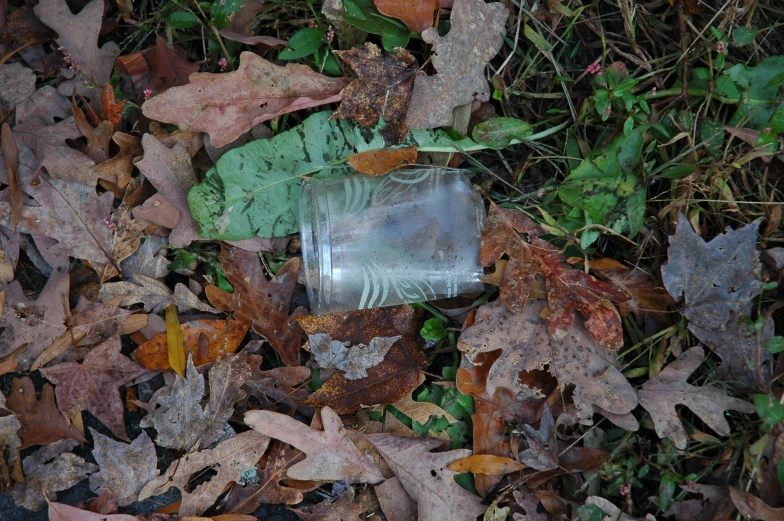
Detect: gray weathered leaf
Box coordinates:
(98, 274, 219, 314)
(200, 352, 254, 447)
(661, 216, 763, 330)
(310, 333, 400, 380)
(0, 63, 36, 110)
(88, 429, 159, 506)
(638, 346, 754, 450)
(120, 236, 171, 280)
(518, 404, 558, 471)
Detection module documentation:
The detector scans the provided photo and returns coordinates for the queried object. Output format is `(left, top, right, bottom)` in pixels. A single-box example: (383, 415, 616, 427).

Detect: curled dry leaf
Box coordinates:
(88, 428, 159, 507)
(244, 407, 385, 484)
(207, 247, 305, 366)
(310, 333, 401, 380)
(40, 335, 148, 441)
(142, 51, 349, 147)
(138, 430, 271, 516)
(481, 206, 629, 349)
(368, 434, 486, 521)
(638, 346, 754, 450)
(333, 43, 418, 144)
(133, 319, 250, 371)
(405, 0, 508, 129)
(295, 305, 429, 413)
(347, 147, 418, 176)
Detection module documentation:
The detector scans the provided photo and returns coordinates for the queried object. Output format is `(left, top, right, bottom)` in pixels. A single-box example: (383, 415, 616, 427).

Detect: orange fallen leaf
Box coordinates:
(134, 319, 250, 370)
(101, 84, 125, 127)
(165, 304, 186, 377)
(447, 454, 527, 475)
(347, 146, 418, 176)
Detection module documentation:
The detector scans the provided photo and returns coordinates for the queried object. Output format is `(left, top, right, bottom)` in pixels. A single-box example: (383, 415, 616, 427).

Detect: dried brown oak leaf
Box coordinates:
(138, 430, 270, 516)
(91, 132, 142, 190)
(375, 0, 452, 32)
(458, 300, 638, 423)
(295, 306, 429, 414)
(376, 476, 418, 521)
(98, 274, 219, 314)
(88, 428, 158, 507)
(638, 346, 753, 450)
(5, 376, 86, 449)
(368, 434, 486, 521)
(39, 335, 147, 441)
(661, 215, 763, 330)
(481, 206, 629, 349)
(142, 51, 349, 147)
(291, 491, 367, 521)
(245, 406, 384, 483)
(206, 246, 306, 367)
(33, 0, 120, 101)
(225, 440, 307, 513)
(405, 0, 508, 130)
(12, 439, 97, 511)
(0, 269, 69, 371)
(333, 43, 417, 145)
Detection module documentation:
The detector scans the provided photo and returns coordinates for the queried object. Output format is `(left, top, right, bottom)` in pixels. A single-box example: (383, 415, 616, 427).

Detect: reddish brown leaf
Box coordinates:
(142, 51, 349, 147)
(40, 335, 148, 441)
(481, 205, 629, 349)
(374, 0, 452, 32)
(0, 4, 54, 48)
(133, 319, 250, 370)
(295, 306, 429, 414)
(730, 487, 784, 521)
(347, 146, 418, 176)
(116, 52, 152, 93)
(71, 96, 112, 164)
(101, 84, 125, 127)
(4, 377, 86, 449)
(596, 266, 674, 327)
(333, 43, 418, 145)
(219, 0, 286, 47)
(1, 123, 22, 229)
(147, 35, 200, 95)
(206, 246, 306, 367)
(447, 454, 527, 475)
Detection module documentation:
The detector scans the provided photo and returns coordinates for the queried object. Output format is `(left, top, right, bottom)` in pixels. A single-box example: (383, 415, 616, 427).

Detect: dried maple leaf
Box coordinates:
(33, 0, 120, 101)
(225, 441, 307, 513)
(661, 216, 763, 330)
(347, 146, 418, 175)
(481, 206, 629, 349)
(638, 346, 754, 450)
(368, 434, 486, 521)
(12, 439, 97, 511)
(92, 133, 142, 190)
(98, 274, 219, 314)
(4, 377, 86, 449)
(88, 428, 158, 507)
(245, 407, 384, 483)
(405, 0, 508, 129)
(333, 43, 418, 144)
(40, 335, 147, 441)
(206, 246, 306, 367)
(291, 491, 367, 521)
(142, 51, 349, 147)
(295, 306, 429, 414)
(133, 319, 250, 370)
(310, 333, 400, 380)
(139, 430, 271, 516)
(374, 0, 452, 32)
(458, 300, 638, 422)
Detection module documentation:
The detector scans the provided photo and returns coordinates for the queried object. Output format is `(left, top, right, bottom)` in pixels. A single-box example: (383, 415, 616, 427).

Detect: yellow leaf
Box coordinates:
(165, 304, 185, 377)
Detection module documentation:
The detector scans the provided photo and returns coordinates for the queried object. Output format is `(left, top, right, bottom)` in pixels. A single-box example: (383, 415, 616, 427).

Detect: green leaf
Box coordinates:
(210, 0, 242, 29)
(576, 505, 604, 521)
(523, 23, 552, 51)
(732, 27, 756, 46)
(754, 393, 784, 431)
(342, 0, 410, 51)
(188, 112, 482, 240)
(623, 116, 634, 136)
(471, 117, 532, 149)
(715, 75, 740, 99)
(278, 28, 324, 60)
(168, 11, 200, 29)
(558, 127, 646, 239)
(764, 336, 784, 354)
(421, 317, 448, 341)
(661, 163, 697, 179)
(725, 56, 784, 129)
(701, 118, 724, 155)
(777, 458, 784, 493)
(659, 473, 677, 511)
(766, 71, 784, 90)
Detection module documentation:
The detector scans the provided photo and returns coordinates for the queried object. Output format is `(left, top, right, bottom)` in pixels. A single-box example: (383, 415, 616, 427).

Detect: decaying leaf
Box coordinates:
(138, 430, 271, 516)
(481, 206, 629, 349)
(225, 441, 307, 513)
(458, 300, 638, 422)
(40, 335, 147, 441)
(12, 439, 97, 511)
(98, 274, 219, 314)
(296, 306, 429, 413)
(405, 0, 508, 129)
(33, 0, 120, 101)
(5, 376, 86, 449)
(513, 488, 548, 521)
(291, 491, 367, 521)
(207, 247, 306, 366)
(142, 51, 349, 147)
(243, 364, 313, 412)
(244, 407, 384, 483)
(133, 319, 250, 371)
(517, 404, 558, 471)
(310, 333, 401, 380)
(638, 346, 754, 449)
(374, 0, 452, 32)
(447, 454, 527, 475)
(199, 352, 255, 446)
(91, 132, 142, 190)
(88, 428, 158, 507)
(333, 43, 418, 144)
(146, 35, 201, 96)
(595, 266, 675, 328)
(368, 434, 486, 521)
(661, 216, 763, 330)
(0, 62, 36, 110)
(347, 147, 418, 175)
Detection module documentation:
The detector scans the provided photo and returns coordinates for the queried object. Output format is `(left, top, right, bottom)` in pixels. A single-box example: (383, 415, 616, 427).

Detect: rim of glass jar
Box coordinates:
(299, 179, 333, 316)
